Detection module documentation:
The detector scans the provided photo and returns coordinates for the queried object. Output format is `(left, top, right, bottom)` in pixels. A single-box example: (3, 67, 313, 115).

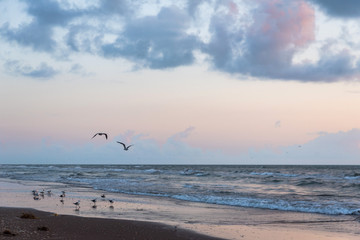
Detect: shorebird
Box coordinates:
(109, 199, 114, 208)
(61, 191, 66, 197)
(73, 200, 80, 209)
(101, 194, 106, 199)
(116, 141, 133, 151)
(91, 199, 97, 208)
(92, 133, 108, 140)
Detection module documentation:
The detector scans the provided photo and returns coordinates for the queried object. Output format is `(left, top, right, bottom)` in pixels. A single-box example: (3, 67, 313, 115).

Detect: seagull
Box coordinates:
(92, 133, 108, 140)
(116, 141, 133, 151)
(91, 199, 97, 208)
(109, 199, 114, 208)
(73, 200, 80, 209)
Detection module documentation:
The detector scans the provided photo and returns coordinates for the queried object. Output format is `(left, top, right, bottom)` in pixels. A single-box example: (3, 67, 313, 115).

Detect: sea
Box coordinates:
(1, 164, 360, 216)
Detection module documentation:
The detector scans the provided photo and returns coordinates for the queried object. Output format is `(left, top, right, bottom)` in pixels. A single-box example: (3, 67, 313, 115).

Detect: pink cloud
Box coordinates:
(228, 1, 239, 15)
(252, 0, 315, 50)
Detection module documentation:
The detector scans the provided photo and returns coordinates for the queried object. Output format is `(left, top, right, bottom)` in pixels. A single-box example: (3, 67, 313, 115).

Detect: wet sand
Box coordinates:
(1, 178, 360, 240)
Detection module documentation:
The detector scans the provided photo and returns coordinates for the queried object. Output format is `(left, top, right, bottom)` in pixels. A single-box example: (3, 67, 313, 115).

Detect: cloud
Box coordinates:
(307, 0, 360, 18)
(168, 126, 195, 142)
(248, 128, 360, 164)
(0, 0, 81, 52)
(2, 128, 360, 165)
(206, 0, 360, 82)
(0, 128, 235, 164)
(101, 6, 200, 69)
(1, 0, 360, 82)
(4, 60, 58, 78)
(205, 0, 354, 81)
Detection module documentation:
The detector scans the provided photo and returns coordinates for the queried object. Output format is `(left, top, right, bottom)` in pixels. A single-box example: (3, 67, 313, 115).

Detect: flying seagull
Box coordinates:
(117, 141, 133, 151)
(92, 133, 108, 140)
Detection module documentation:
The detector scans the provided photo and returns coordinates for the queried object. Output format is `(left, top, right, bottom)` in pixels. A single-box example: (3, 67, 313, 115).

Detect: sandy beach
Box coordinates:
(0, 207, 225, 240)
(1, 178, 360, 240)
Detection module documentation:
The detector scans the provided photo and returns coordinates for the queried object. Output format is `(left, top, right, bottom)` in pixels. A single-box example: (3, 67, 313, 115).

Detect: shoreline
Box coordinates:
(1, 178, 360, 239)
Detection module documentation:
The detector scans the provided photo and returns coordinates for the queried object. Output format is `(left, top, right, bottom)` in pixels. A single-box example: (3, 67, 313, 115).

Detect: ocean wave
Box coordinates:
(171, 194, 357, 215)
(295, 179, 324, 186)
(249, 171, 298, 178)
(180, 169, 209, 177)
(2, 164, 360, 216)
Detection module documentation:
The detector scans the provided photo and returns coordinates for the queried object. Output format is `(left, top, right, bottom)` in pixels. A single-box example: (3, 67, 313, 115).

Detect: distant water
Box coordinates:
(1, 165, 360, 215)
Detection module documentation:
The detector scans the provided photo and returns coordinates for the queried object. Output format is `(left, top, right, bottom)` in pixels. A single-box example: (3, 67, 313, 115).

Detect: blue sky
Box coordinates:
(1, 0, 360, 164)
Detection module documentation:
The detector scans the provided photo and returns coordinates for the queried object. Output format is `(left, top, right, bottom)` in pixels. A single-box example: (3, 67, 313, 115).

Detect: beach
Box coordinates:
(0, 207, 224, 240)
(1, 177, 360, 240)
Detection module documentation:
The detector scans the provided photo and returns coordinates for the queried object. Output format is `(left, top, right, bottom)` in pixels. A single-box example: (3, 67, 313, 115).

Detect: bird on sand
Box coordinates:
(92, 133, 108, 140)
(91, 199, 97, 208)
(109, 199, 114, 208)
(116, 141, 133, 151)
(73, 200, 80, 209)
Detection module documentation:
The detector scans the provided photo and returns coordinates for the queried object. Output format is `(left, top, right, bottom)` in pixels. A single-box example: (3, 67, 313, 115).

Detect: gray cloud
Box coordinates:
(1, 0, 360, 82)
(1, 21, 55, 52)
(187, 0, 211, 17)
(307, 0, 360, 18)
(1, 0, 81, 52)
(101, 6, 200, 69)
(204, 1, 360, 82)
(4, 60, 58, 78)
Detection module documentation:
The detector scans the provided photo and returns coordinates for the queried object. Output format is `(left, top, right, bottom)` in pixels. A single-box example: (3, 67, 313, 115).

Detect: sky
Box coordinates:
(1, 0, 360, 164)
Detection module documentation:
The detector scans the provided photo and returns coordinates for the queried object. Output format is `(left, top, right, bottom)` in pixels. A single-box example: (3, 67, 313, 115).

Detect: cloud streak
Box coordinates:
(4, 60, 58, 78)
(1, 0, 360, 81)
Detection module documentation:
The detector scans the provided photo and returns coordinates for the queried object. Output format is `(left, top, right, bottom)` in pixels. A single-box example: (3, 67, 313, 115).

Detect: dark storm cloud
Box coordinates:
(307, 0, 360, 18)
(4, 60, 58, 78)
